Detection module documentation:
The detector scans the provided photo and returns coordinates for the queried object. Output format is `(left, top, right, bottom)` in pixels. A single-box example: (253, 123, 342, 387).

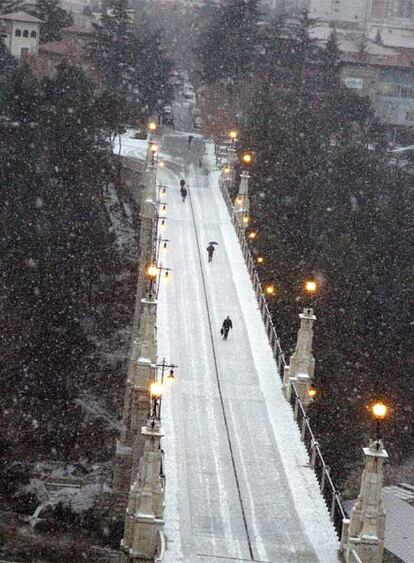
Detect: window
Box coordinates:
(30, 30, 37, 38)
(20, 47, 29, 57)
(400, 85, 414, 98)
(380, 83, 398, 97)
(15, 29, 21, 37)
(23, 29, 29, 37)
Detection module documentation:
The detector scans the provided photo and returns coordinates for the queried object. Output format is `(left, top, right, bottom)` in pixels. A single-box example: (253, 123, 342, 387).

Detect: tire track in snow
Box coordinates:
(187, 173, 256, 563)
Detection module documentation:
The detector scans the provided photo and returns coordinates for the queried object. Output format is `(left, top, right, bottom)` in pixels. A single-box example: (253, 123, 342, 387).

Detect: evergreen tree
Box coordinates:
(130, 22, 172, 112)
(33, 0, 73, 42)
(321, 30, 341, 92)
(258, 12, 287, 86)
(89, 3, 172, 113)
(0, 39, 16, 104)
(239, 63, 414, 484)
(88, 0, 133, 94)
(0, 61, 118, 457)
(0, 0, 23, 13)
(198, 0, 260, 84)
(286, 9, 321, 92)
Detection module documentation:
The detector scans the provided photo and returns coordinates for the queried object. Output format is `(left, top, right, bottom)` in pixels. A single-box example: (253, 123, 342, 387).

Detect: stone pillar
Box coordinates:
(234, 170, 250, 219)
(133, 163, 158, 310)
(121, 420, 165, 562)
(143, 163, 157, 206)
(282, 364, 291, 401)
(287, 308, 316, 405)
(341, 439, 388, 563)
(113, 297, 157, 494)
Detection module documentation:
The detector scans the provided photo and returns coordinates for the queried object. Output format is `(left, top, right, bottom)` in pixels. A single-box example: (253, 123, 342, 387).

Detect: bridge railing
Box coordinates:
(218, 174, 347, 538)
(349, 549, 363, 563)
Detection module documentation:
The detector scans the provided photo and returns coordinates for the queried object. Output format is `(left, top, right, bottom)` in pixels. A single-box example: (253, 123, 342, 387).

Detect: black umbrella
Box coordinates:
(208, 241, 219, 245)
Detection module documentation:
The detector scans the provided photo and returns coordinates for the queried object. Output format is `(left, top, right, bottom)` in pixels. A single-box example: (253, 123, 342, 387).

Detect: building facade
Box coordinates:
(0, 11, 43, 59)
(309, 0, 373, 23)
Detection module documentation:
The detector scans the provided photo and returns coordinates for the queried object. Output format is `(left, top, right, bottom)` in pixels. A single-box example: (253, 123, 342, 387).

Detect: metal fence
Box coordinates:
(218, 175, 347, 538)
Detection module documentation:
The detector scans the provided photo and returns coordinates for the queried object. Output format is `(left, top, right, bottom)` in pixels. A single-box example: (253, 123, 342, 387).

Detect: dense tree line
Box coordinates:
(198, 4, 414, 489)
(0, 61, 120, 469)
(0, 0, 173, 513)
(88, 0, 172, 114)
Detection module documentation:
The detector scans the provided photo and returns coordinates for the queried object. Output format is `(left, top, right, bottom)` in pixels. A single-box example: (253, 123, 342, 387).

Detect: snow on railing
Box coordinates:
(218, 174, 347, 538)
(349, 549, 363, 563)
(155, 529, 166, 561)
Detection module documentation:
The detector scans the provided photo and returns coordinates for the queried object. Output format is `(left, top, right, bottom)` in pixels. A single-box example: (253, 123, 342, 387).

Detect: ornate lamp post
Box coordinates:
(340, 401, 389, 562)
(145, 263, 158, 297)
(149, 382, 163, 421)
(149, 142, 158, 165)
(147, 119, 158, 139)
(234, 150, 255, 227)
(308, 383, 317, 400)
(156, 264, 172, 299)
(371, 401, 388, 446)
(150, 359, 177, 421)
(155, 235, 169, 263)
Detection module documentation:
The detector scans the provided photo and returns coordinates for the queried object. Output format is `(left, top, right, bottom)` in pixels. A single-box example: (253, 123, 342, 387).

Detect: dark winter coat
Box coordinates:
(207, 244, 215, 255)
(222, 318, 233, 331)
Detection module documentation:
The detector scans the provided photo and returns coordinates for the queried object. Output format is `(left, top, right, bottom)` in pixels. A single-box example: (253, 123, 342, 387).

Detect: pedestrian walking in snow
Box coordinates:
(207, 242, 215, 262)
(188, 135, 193, 148)
(179, 179, 187, 201)
(180, 185, 188, 202)
(221, 316, 233, 340)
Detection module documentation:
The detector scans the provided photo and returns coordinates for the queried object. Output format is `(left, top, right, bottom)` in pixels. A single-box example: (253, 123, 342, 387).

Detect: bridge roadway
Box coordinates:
(155, 133, 339, 563)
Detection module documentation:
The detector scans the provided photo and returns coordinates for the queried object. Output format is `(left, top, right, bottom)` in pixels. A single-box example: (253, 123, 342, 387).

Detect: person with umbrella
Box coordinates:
(206, 241, 218, 262)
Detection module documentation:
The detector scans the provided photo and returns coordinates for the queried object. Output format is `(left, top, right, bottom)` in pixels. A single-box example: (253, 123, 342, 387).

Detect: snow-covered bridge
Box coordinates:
(152, 134, 340, 562)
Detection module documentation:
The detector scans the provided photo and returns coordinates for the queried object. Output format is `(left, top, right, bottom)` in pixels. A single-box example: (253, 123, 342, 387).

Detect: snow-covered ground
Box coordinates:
(156, 135, 339, 562)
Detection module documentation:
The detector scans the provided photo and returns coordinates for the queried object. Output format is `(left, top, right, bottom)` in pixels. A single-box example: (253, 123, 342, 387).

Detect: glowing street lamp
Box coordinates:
(150, 358, 178, 420)
(150, 142, 158, 165)
(308, 383, 317, 399)
(145, 263, 158, 296)
(305, 280, 317, 294)
(156, 264, 172, 298)
(150, 381, 163, 420)
(265, 283, 276, 296)
(229, 129, 238, 147)
(148, 120, 158, 134)
(371, 401, 388, 444)
(247, 230, 257, 240)
(150, 382, 163, 397)
(242, 213, 250, 225)
(257, 256, 265, 265)
(155, 235, 169, 263)
(146, 264, 158, 279)
(155, 358, 178, 385)
(304, 279, 318, 308)
(158, 185, 167, 198)
(240, 151, 254, 167)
